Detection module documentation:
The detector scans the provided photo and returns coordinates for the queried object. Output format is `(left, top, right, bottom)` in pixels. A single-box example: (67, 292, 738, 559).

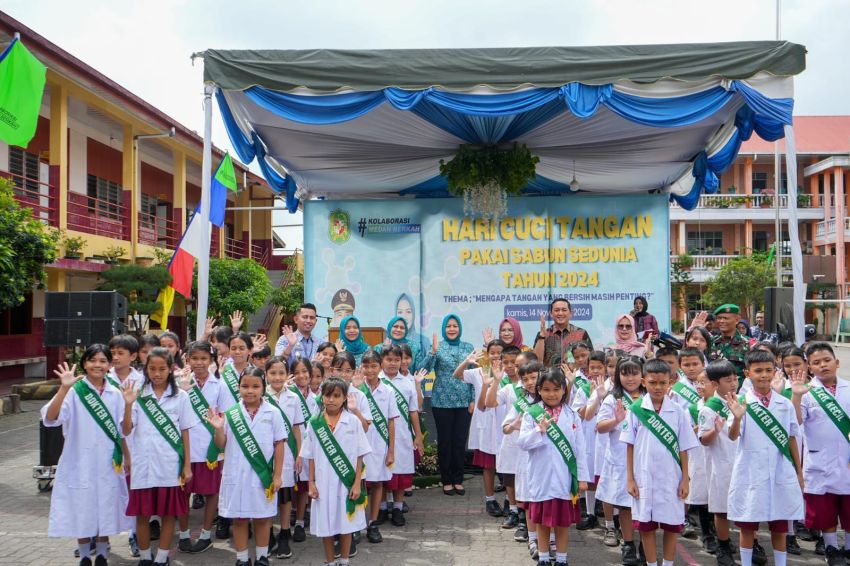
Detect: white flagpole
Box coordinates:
(195, 83, 214, 340)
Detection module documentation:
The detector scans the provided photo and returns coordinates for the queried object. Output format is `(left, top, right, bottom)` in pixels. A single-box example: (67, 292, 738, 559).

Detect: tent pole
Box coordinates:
(195, 83, 214, 340)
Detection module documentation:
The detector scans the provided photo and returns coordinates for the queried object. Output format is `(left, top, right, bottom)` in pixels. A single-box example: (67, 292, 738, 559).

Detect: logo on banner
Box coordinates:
(329, 210, 351, 244)
(357, 216, 421, 237)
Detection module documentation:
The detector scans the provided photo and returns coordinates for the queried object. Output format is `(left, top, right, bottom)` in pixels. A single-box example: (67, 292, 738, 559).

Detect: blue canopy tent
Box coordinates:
(196, 42, 808, 342)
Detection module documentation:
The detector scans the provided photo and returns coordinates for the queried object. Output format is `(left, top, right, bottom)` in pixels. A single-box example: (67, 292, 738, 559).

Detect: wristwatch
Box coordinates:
(534, 333, 545, 343)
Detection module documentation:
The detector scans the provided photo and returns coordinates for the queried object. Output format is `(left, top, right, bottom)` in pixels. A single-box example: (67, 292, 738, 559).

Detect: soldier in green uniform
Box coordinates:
(708, 303, 750, 389)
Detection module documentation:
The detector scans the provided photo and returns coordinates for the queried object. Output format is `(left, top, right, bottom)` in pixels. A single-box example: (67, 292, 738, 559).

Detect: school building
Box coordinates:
(0, 12, 292, 380)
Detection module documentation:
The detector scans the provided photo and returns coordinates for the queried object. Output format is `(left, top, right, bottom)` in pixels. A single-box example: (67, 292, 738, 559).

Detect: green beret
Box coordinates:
(713, 304, 740, 315)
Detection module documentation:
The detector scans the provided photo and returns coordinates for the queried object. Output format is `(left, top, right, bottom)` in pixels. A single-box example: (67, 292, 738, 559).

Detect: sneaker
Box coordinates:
(267, 527, 277, 555)
(215, 517, 231, 539)
(192, 494, 205, 509)
(715, 543, 735, 566)
(681, 517, 696, 539)
(816, 537, 826, 556)
(514, 525, 528, 542)
(349, 535, 358, 557)
(391, 507, 406, 526)
(785, 534, 801, 556)
(576, 513, 598, 531)
(128, 534, 140, 558)
(501, 510, 520, 529)
(255, 556, 269, 566)
(94, 556, 107, 566)
(486, 499, 504, 517)
(276, 529, 292, 559)
(702, 533, 718, 555)
(188, 538, 212, 554)
(797, 522, 817, 541)
(752, 539, 767, 565)
(178, 537, 193, 552)
(375, 508, 388, 525)
(367, 522, 383, 543)
(554, 561, 568, 566)
(826, 545, 846, 566)
(603, 527, 619, 547)
(292, 524, 306, 543)
(528, 541, 539, 560)
(621, 541, 640, 566)
(149, 519, 161, 541)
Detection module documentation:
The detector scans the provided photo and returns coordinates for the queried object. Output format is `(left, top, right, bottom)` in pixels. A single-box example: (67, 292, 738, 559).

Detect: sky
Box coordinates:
(5, 0, 849, 249)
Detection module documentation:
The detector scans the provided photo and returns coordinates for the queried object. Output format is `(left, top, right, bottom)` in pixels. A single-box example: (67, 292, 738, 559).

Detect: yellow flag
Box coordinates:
(151, 286, 175, 328)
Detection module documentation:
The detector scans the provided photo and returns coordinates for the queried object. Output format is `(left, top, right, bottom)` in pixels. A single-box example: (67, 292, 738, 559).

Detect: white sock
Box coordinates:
(393, 502, 403, 510)
(613, 507, 619, 516)
(824, 532, 839, 548)
(139, 548, 152, 560)
(773, 550, 787, 566)
(510, 505, 518, 513)
(380, 502, 388, 510)
(528, 531, 538, 543)
(200, 529, 211, 540)
(256, 545, 268, 558)
(787, 520, 793, 532)
(96, 542, 108, 558)
(585, 491, 596, 512)
(485, 495, 495, 502)
(550, 532, 555, 543)
(662, 560, 674, 566)
(154, 548, 169, 563)
(78, 543, 90, 558)
(556, 551, 567, 562)
(740, 547, 753, 566)
(387, 493, 394, 503)
(605, 520, 615, 529)
(179, 530, 191, 540)
(236, 549, 249, 561)
(295, 520, 304, 527)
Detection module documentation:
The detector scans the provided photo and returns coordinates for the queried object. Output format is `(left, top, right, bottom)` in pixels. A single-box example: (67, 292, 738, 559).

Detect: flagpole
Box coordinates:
(196, 83, 214, 340)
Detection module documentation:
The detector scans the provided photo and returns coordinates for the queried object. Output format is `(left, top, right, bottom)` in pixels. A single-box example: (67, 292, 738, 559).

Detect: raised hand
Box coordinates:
(351, 367, 365, 388)
(205, 408, 225, 431)
(347, 392, 358, 411)
(53, 362, 78, 388)
(482, 327, 494, 344)
(121, 383, 140, 406)
(689, 311, 708, 330)
(413, 369, 428, 384)
(725, 392, 746, 419)
(511, 412, 524, 431)
(464, 349, 483, 366)
(560, 361, 576, 386)
(177, 367, 194, 391)
(203, 316, 216, 339)
(230, 310, 244, 332)
(335, 338, 345, 352)
(282, 325, 298, 347)
(383, 338, 392, 348)
(539, 313, 549, 336)
(536, 413, 553, 434)
(771, 369, 786, 393)
(614, 399, 627, 423)
(714, 415, 725, 432)
(789, 369, 809, 397)
(592, 374, 607, 397)
(253, 333, 268, 353)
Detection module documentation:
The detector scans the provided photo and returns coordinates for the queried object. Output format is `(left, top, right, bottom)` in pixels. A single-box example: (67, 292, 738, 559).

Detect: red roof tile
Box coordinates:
(741, 116, 850, 155)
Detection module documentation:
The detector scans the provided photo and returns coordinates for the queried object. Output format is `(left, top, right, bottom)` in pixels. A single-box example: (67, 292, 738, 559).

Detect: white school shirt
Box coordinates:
(799, 376, 850, 495)
(496, 382, 522, 474)
(187, 374, 229, 464)
(219, 400, 287, 519)
(385, 374, 419, 474)
(301, 410, 372, 537)
(590, 379, 614, 476)
(595, 395, 636, 508)
(686, 399, 709, 505)
(517, 402, 590, 502)
(268, 387, 306, 488)
(294, 386, 320, 482)
(461, 368, 496, 453)
(505, 395, 535, 502)
(670, 375, 699, 417)
(108, 366, 144, 389)
(620, 395, 699, 525)
(41, 377, 133, 538)
(570, 384, 597, 478)
(697, 393, 738, 514)
(218, 361, 243, 410)
(361, 380, 400, 482)
(727, 390, 804, 522)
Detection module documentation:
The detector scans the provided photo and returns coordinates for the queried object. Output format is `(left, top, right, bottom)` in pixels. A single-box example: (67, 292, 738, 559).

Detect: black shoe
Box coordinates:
(275, 528, 292, 559)
(292, 524, 306, 543)
(554, 561, 568, 566)
(149, 519, 160, 541)
(495, 483, 506, 493)
(502, 510, 520, 529)
(594, 499, 604, 517)
(404, 489, 413, 497)
(752, 540, 767, 565)
(391, 507, 406, 526)
(352, 529, 361, 544)
(367, 522, 383, 543)
(128, 534, 140, 557)
(681, 517, 697, 539)
(486, 499, 504, 517)
(442, 486, 455, 496)
(192, 493, 205, 509)
(402, 501, 410, 513)
(178, 537, 193, 552)
(575, 513, 598, 531)
(702, 534, 718, 555)
(785, 534, 801, 555)
(826, 545, 846, 566)
(136, 561, 152, 566)
(216, 517, 231, 539)
(349, 535, 358, 557)
(234, 560, 251, 566)
(514, 525, 528, 542)
(188, 538, 212, 554)
(715, 543, 735, 566)
(816, 536, 826, 556)
(621, 541, 640, 566)
(454, 486, 466, 496)
(267, 527, 277, 555)
(255, 556, 269, 566)
(79, 559, 92, 566)
(375, 508, 388, 525)
(94, 556, 107, 566)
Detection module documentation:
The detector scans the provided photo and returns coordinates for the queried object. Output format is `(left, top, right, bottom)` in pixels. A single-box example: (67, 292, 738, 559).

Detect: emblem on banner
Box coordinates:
(328, 209, 350, 244)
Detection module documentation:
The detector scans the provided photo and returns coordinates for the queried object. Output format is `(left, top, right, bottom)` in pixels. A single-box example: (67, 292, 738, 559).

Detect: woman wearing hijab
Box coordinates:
(631, 296, 659, 340)
(421, 314, 475, 496)
(338, 315, 370, 366)
(613, 314, 647, 358)
(497, 317, 530, 351)
(375, 316, 423, 371)
(394, 293, 430, 356)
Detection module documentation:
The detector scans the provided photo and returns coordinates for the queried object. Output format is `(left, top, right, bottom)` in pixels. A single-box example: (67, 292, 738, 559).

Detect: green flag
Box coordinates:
(210, 153, 237, 227)
(766, 242, 776, 266)
(0, 39, 46, 147)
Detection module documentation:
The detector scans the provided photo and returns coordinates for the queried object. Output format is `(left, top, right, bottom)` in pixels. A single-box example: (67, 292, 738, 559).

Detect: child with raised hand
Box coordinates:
(302, 377, 371, 566)
(289, 357, 320, 544)
(329, 351, 373, 433)
(123, 347, 197, 566)
(398, 343, 426, 411)
(623, 359, 699, 566)
(264, 356, 304, 559)
(596, 358, 645, 565)
(43, 345, 133, 566)
(698, 360, 740, 566)
(158, 331, 184, 370)
(310, 362, 326, 397)
(108, 334, 144, 389)
(357, 350, 398, 543)
(206, 367, 286, 566)
(571, 347, 606, 532)
(314, 341, 338, 371)
(727, 349, 804, 566)
(518, 367, 589, 566)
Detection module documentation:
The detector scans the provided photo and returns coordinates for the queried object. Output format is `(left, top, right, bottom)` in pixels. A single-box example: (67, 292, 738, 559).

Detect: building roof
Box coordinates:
(740, 115, 850, 155)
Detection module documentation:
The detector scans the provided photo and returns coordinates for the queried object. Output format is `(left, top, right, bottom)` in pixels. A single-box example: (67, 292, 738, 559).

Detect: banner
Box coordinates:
(304, 195, 670, 394)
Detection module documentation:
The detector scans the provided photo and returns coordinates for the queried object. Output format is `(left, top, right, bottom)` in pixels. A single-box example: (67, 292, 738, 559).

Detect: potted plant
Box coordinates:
(63, 234, 85, 260)
(103, 245, 127, 265)
(760, 189, 774, 208)
(135, 256, 154, 267)
(797, 193, 812, 208)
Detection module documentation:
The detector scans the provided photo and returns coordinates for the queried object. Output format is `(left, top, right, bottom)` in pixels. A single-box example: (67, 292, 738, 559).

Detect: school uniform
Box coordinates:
(385, 374, 419, 490)
(590, 379, 614, 482)
(126, 385, 198, 517)
(107, 367, 144, 389)
(42, 377, 134, 538)
(361, 380, 400, 484)
(293, 386, 320, 485)
(268, 387, 306, 490)
(505, 395, 535, 504)
(570, 380, 597, 480)
(218, 361, 243, 410)
(186, 374, 229, 495)
(595, 395, 634, 508)
(620, 395, 699, 530)
(798, 377, 850, 530)
(517, 402, 589, 527)
(697, 394, 737, 514)
(301, 410, 372, 537)
(686, 399, 709, 506)
(219, 400, 287, 519)
(462, 368, 497, 468)
(727, 390, 803, 531)
(495, 382, 522, 475)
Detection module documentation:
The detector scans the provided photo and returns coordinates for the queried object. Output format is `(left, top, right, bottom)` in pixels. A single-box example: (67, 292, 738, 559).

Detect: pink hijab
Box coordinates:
(499, 317, 525, 348)
(615, 314, 647, 356)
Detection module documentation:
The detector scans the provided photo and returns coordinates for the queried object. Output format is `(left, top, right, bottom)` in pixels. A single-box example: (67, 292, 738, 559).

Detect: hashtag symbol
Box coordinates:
(357, 218, 367, 236)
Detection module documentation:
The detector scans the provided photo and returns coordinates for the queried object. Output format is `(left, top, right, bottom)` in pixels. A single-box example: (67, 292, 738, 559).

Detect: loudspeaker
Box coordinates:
(45, 291, 127, 320)
(764, 287, 794, 341)
(44, 319, 127, 347)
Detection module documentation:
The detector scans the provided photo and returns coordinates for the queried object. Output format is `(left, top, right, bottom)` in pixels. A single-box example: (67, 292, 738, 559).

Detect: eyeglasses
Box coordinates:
(617, 324, 632, 330)
(333, 368, 354, 375)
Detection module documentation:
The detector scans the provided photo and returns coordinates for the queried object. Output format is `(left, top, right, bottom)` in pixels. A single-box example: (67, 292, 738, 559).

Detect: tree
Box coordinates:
(99, 264, 171, 335)
(704, 253, 775, 315)
(0, 177, 58, 311)
(269, 258, 304, 319)
(670, 253, 694, 328)
(190, 257, 272, 331)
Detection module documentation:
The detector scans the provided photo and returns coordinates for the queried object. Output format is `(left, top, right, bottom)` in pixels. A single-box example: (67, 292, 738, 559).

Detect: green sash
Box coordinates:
(672, 381, 701, 424)
(705, 396, 730, 419)
(383, 378, 414, 436)
(225, 404, 275, 500)
(526, 404, 580, 501)
(137, 394, 185, 477)
(499, 375, 511, 388)
(629, 397, 682, 467)
(742, 396, 794, 466)
(107, 374, 120, 389)
(359, 383, 390, 445)
(781, 387, 793, 400)
(289, 385, 313, 422)
(513, 385, 532, 415)
(187, 382, 222, 468)
(315, 394, 324, 410)
(573, 375, 591, 397)
(808, 385, 850, 445)
(309, 412, 367, 518)
(73, 380, 123, 472)
(264, 392, 299, 457)
(220, 363, 241, 404)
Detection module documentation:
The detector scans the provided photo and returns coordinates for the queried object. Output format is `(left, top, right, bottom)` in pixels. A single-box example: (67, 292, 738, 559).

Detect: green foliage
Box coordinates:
(704, 253, 775, 313)
(61, 232, 85, 257)
(439, 143, 539, 196)
(670, 253, 694, 313)
(190, 258, 272, 331)
(152, 247, 172, 266)
(99, 264, 171, 333)
(269, 262, 304, 318)
(103, 245, 127, 263)
(0, 177, 58, 311)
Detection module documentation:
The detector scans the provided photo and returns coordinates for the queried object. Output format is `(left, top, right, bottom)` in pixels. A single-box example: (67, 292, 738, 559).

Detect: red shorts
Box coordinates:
(735, 520, 788, 534)
(296, 480, 309, 494)
(527, 499, 580, 528)
(365, 481, 383, 491)
(385, 474, 414, 491)
(516, 501, 527, 510)
(127, 486, 188, 517)
(633, 521, 683, 533)
(472, 449, 496, 470)
(187, 462, 222, 495)
(805, 493, 850, 530)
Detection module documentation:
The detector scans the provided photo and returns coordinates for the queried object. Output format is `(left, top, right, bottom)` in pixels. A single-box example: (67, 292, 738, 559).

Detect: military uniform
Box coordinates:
(708, 304, 750, 387)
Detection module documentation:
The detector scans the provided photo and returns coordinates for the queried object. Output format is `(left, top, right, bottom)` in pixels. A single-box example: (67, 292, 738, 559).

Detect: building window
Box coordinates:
(753, 231, 770, 252)
(140, 193, 159, 228)
(8, 147, 40, 196)
(86, 175, 122, 220)
(752, 172, 768, 194)
(686, 231, 723, 254)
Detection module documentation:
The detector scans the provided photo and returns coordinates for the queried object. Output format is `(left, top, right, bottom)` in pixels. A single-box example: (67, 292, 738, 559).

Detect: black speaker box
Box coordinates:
(44, 319, 127, 347)
(45, 291, 127, 320)
(764, 287, 794, 339)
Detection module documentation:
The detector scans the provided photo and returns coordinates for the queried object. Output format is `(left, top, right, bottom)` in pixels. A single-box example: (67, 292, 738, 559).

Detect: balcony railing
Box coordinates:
(67, 192, 128, 240)
(816, 218, 850, 239)
(672, 253, 792, 272)
(225, 236, 248, 259)
(138, 211, 179, 249)
(670, 193, 809, 209)
(2, 170, 57, 226)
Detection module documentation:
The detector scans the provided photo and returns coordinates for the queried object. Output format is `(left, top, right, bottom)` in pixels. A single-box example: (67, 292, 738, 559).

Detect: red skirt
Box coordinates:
(127, 486, 188, 517)
(385, 474, 414, 491)
(472, 449, 496, 470)
(527, 498, 580, 528)
(187, 462, 222, 495)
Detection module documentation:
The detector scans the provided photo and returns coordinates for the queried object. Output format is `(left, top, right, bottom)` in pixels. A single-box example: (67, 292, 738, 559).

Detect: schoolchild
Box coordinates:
(623, 359, 699, 566)
(219, 332, 254, 410)
(329, 351, 373, 434)
(251, 346, 272, 371)
(518, 367, 590, 566)
(310, 362, 326, 397)
(158, 331, 184, 370)
(571, 347, 607, 531)
(302, 378, 371, 566)
(289, 357, 320, 543)
(691, 370, 718, 553)
(138, 334, 161, 368)
(206, 367, 286, 566)
(313, 342, 338, 371)
(108, 334, 144, 389)
(43, 345, 133, 566)
(398, 343, 426, 416)
(211, 326, 234, 361)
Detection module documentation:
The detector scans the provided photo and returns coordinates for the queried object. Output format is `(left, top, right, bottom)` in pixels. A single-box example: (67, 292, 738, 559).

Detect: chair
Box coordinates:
(837, 319, 850, 343)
